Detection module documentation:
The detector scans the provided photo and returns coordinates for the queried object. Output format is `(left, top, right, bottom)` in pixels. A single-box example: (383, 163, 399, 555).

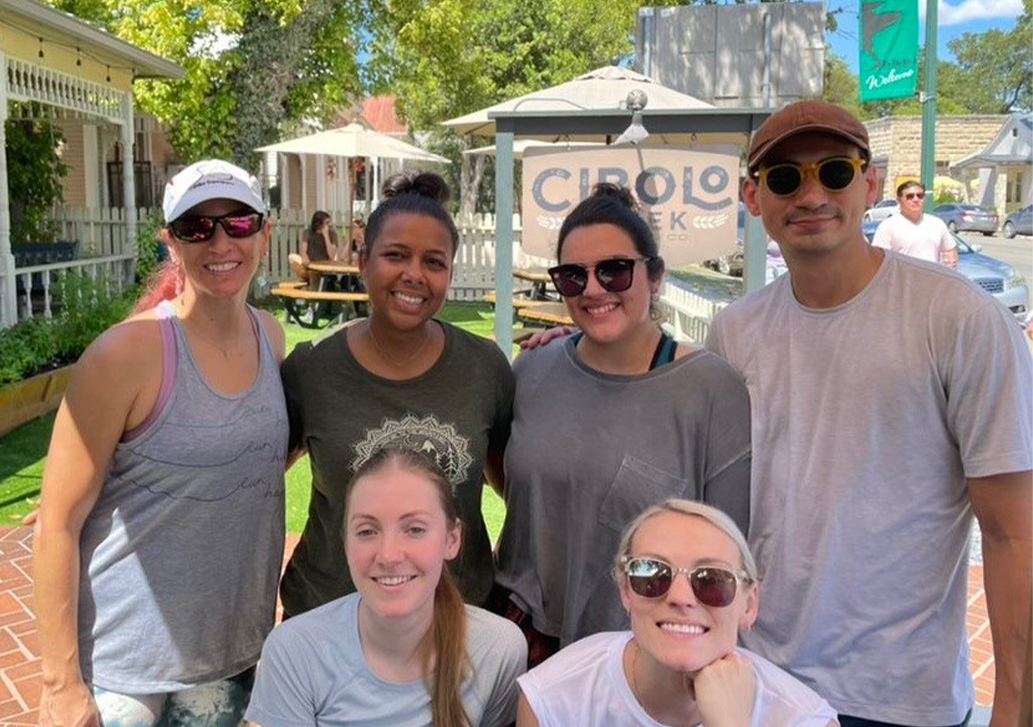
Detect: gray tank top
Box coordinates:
(77, 300, 287, 693)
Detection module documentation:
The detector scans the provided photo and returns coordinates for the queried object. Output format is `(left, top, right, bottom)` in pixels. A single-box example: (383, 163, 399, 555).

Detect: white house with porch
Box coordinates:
(0, 0, 184, 327)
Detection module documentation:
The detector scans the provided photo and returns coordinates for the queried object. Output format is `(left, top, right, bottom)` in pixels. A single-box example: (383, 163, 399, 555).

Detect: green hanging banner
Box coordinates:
(859, 0, 919, 102)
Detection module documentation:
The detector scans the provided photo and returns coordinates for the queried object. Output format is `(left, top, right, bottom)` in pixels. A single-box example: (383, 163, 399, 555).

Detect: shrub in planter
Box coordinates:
(0, 317, 58, 387)
(0, 274, 135, 388)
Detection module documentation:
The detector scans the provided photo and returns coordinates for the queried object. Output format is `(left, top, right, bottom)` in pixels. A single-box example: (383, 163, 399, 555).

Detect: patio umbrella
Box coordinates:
(256, 123, 449, 163)
(257, 123, 449, 232)
(443, 65, 714, 137)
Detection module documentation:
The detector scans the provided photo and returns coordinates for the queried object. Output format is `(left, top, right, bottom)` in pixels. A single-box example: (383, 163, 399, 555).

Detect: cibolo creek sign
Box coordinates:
(521, 147, 739, 266)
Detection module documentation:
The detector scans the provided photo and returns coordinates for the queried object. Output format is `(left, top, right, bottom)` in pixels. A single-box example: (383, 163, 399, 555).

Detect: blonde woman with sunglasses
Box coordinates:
(34, 160, 287, 727)
(516, 499, 838, 727)
(491, 184, 751, 668)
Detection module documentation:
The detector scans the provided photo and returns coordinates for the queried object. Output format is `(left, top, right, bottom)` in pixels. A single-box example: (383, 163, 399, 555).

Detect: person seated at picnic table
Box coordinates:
(516, 499, 838, 727)
(246, 447, 526, 727)
(279, 170, 514, 620)
(34, 159, 287, 727)
(491, 183, 751, 668)
(301, 210, 339, 265)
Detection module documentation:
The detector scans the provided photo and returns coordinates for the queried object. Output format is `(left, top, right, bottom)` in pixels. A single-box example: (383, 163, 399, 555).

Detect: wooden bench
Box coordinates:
(270, 286, 370, 328)
(517, 302, 574, 327)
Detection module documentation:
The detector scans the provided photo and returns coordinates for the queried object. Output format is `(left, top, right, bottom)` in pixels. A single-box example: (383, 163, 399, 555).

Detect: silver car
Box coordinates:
(862, 199, 899, 223)
(933, 204, 999, 235)
(1003, 205, 1032, 238)
(863, 221, 1028, 318)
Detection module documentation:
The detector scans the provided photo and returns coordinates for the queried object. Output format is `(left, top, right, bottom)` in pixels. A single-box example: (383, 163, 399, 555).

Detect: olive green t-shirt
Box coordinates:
(279, 321, 514, 617)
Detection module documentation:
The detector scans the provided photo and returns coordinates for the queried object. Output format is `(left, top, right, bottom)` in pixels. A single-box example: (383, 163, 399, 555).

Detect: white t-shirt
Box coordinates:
(706, 251, 1032, 724)
(871, 212, 955, 263)
(246, 593, 528, 727)
(518, 631, 837, 727)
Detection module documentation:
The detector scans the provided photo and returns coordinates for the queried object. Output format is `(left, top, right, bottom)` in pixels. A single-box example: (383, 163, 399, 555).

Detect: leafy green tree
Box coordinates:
(5, 114, 67, 244)
(946, 0, 1031, 113)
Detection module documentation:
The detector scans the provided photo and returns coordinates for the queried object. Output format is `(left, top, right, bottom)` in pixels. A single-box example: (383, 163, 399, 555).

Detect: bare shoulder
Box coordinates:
(67, 309, 164, 410)
(255, 308, 286, 363)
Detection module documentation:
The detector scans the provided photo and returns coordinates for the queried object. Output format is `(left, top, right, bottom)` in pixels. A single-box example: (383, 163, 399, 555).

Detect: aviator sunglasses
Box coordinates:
(621, 556, 753, 607)
(168, 211, 264, 243)
(755, 157, 867, 197)
(547, 257, 655, 297)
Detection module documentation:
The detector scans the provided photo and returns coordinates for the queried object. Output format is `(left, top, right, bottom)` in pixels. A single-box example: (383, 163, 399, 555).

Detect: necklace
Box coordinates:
(367, 322, 431, 367)
(177, 298, 248, 360)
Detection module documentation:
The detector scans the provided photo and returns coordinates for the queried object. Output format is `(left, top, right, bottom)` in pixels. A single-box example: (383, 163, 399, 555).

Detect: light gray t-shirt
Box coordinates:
(872, 212, 955, 263)
(245, 593, 528, 727)
(706, 251, 1032, 724)
(495, 340, 751, 646)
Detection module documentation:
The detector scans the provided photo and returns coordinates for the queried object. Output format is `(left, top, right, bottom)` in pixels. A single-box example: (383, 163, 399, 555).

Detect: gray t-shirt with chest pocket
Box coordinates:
(494, 339, 751, 646)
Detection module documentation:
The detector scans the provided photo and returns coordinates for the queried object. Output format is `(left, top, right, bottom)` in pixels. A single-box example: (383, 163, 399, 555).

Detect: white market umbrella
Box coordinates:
(257, 122, 449, 163)
(443, 65, 713, 137)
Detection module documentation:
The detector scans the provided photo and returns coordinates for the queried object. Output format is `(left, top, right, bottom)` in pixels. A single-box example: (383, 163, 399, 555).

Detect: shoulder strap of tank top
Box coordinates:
(122, 301, 178, 442)
(648, 331, 677, 371)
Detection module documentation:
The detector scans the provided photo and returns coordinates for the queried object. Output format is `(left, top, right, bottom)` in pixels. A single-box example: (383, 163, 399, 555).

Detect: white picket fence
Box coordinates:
(49, 207, 149, 259)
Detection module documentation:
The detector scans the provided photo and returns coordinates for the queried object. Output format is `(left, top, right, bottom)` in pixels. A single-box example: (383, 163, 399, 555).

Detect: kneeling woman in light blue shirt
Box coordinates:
(517, 499, 838, 727)
(247, 448, 527, 727)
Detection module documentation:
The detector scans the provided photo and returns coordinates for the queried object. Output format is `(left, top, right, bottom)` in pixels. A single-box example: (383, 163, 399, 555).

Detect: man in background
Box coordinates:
(872, 180, 958, 268)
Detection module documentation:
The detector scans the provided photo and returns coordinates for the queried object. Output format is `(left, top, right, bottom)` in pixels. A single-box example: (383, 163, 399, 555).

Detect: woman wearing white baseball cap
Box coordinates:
(34, 159, 288, 727)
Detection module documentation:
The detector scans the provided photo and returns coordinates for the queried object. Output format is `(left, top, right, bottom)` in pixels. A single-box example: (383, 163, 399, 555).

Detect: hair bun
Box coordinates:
(591, 182, 639, 212)
(381, 171, 451, 206)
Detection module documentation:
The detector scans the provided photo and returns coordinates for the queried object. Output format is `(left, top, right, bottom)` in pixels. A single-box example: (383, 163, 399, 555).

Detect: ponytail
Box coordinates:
(132, 260, 183, 314)
(426, 569, 470, 727)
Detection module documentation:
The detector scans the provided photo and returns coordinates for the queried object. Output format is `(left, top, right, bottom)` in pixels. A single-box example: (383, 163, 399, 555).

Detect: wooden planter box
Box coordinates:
(0, 365, 73, 438)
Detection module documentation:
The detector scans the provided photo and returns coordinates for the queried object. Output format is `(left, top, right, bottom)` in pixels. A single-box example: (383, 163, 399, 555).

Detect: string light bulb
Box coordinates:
(76, 47, 82, 67)
(38, 37, 44, 59)
(106, 65, 111, 83)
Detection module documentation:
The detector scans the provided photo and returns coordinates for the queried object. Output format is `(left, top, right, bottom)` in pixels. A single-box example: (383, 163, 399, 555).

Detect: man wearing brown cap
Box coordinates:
(706, 100, 1031, 727)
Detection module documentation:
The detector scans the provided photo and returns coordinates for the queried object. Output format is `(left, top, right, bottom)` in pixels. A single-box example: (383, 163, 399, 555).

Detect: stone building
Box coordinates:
(864, 115, 1008, 209)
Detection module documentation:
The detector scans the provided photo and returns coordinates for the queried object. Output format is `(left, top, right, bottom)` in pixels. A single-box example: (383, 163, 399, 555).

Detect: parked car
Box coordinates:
(862, 199, 899, 223)
(932, 204, 998, 235)
(863, 220, 1028, 318)
(1003, 205, 1033, 239)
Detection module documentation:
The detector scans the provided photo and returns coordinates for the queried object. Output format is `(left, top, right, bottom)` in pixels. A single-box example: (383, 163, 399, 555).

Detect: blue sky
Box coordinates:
(827, 0, 1025, 70)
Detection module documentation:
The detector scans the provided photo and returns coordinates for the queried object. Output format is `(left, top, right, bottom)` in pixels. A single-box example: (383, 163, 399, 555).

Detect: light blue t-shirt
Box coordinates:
(246, 593, 527, 727)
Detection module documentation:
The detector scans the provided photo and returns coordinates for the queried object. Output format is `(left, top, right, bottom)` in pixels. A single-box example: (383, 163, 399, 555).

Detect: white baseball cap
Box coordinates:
(163, 159, 267, 223)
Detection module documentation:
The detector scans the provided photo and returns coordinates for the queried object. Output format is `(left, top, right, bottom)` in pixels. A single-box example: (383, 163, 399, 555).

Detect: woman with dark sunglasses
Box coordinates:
(34, 160, 287, 727)
(516, 499, 838, 727)
(278, 171, 513, 620)
(492, 184, 751, 667)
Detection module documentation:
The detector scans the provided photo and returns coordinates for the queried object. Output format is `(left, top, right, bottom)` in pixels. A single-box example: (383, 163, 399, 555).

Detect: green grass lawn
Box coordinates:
(0, 302, 515, 537)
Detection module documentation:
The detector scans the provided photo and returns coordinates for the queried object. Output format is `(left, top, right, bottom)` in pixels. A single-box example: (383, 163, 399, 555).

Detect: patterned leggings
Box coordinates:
(92, 668, 254, 727)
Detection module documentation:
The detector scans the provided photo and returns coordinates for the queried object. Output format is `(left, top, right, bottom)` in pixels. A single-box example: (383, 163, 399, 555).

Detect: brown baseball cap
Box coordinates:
(748, 100, 870, 174)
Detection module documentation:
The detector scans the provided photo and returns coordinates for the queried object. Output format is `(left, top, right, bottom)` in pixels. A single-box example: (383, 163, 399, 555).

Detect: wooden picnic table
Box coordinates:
(513, 267, 557, 301)
(517, 302, 573, 327)
(306, 260, 362, 294)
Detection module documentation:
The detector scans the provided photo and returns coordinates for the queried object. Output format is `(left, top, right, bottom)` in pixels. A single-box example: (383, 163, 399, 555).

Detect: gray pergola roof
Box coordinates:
(483, 106, 772, 355)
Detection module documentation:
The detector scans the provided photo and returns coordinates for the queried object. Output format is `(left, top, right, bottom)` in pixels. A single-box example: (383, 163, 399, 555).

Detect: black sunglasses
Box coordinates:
(621, 556, 752, 607)
(168, 211, 264, 242)
(547, 257, 654, 297)
(756, 157, 866, 197)
(903, 191, 925, 200)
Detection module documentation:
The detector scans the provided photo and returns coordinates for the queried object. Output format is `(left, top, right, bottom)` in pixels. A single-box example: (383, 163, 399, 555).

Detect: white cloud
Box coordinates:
(918, 0, 1025, 26)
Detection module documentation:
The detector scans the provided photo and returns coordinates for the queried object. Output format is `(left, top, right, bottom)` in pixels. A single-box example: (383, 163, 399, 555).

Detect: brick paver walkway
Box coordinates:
(0, 528, 997, 723)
